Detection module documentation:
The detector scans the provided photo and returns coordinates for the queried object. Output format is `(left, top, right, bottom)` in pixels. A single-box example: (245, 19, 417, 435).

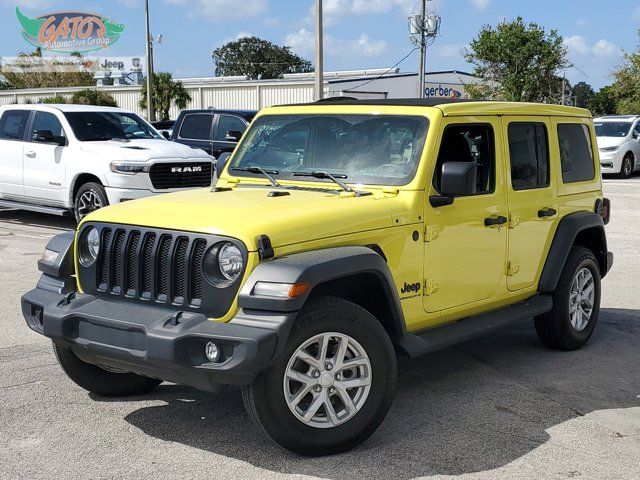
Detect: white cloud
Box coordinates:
(469, 0, 490, 11)
(165, 0, 267, 21)
(310, 0, 416, 27)
(285, 28, 389, 60)
(564, 35, 620, 58)
(593, 39, 619, 58)
(6, 0, 51, 8)
(564, 35, 590, 56)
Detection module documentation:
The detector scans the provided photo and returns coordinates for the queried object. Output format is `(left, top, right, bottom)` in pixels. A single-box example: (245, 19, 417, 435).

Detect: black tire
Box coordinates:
(534, 246, 601, 350)
(618, 153, 634, 179)
(74, 182, 109, 223)
(53, 343, 162, 397)
(242, 296, 397, 456)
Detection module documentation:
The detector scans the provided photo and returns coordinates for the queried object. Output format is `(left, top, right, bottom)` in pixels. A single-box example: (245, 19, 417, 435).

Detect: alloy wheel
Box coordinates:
(569, 267, 595, 332)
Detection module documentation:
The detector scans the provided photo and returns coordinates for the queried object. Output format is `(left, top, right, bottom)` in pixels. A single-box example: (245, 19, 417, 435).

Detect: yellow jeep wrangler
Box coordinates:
(22, 99, 613, 456)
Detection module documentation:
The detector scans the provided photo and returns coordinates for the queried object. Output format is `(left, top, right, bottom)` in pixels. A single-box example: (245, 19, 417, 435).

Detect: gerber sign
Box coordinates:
(15, 7, 125, 53)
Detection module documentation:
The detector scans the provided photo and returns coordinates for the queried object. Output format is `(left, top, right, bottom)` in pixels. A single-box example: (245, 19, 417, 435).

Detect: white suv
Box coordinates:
(0, 104, 214, 221)
(594, 115, 640, 178)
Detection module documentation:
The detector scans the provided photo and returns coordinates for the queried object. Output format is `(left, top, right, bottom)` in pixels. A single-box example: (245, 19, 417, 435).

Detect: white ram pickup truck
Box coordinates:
(0, 104, 214, 221)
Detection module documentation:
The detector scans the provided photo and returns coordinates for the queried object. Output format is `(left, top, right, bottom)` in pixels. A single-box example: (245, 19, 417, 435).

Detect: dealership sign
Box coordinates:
(424, 83, 469, 100)
(15, 7, 125, 53)
(0, 56, 144, 74)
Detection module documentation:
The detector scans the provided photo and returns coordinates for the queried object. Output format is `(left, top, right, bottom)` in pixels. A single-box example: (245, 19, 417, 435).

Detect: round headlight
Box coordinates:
(79, 227, 100, 267)
(203, 242, 244, 287)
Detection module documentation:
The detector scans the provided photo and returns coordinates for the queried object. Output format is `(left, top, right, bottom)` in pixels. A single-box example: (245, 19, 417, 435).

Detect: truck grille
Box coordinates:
(96, 227, 209, 307)
(149, 161, 212, 189)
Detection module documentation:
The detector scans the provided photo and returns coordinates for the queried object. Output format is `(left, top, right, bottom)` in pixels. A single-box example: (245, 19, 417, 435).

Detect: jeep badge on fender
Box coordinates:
(22, 98, 613, 457)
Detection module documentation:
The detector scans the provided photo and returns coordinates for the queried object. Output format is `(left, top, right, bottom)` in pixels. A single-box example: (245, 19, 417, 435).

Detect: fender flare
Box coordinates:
(237, 246, 406, 336)
(538, 211, 610, 293)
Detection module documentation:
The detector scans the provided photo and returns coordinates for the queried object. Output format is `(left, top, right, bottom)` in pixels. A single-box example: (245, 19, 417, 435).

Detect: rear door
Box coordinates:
(23, 111, 69, 205)
(212, 114, 248, 159)
(175, 113, 214, 155)
(0, 109, 30, 199)
(502, 117, 558, 291)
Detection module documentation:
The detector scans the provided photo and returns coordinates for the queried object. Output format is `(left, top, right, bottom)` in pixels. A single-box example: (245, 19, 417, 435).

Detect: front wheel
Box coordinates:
(619, 154, 634, 179)
(242, 296, 397, 456)
(74, 182, 109, 223)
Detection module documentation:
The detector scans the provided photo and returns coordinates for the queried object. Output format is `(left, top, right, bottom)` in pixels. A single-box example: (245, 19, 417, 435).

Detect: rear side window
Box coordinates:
(508, 123, 549, 190)
(558, 124, 595, 183)
(180, 114, 213, 140)
(215, 115, 247, 141)
(0, 110, 30, 140)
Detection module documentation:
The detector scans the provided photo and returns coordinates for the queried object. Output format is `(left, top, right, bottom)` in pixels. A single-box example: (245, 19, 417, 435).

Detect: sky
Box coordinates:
(2, 0, 640, 89)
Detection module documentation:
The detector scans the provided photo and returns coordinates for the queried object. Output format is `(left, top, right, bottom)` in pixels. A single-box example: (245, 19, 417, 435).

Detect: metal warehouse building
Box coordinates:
(0, 69, 479, 119)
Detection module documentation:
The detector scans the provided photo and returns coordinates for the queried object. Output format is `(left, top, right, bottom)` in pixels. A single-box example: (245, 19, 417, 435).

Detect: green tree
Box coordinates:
(139, 72, 191, 120)
(464, 17, 569, 103)
(70, 89, 118, 107)
(611, 31, 640, 114)
(212, 36, 313, 80)
(571, 81, 594, 108)
(588, 86, 617, 115)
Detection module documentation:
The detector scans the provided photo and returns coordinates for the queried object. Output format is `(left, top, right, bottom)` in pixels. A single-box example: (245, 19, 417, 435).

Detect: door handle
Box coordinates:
(484, 215, 507, 227)
(25, 151, 36, 158)
(538, 208, 557, 218)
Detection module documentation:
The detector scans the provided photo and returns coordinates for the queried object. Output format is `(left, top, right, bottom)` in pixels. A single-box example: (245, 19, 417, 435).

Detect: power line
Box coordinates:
(343, 48, 418, 92)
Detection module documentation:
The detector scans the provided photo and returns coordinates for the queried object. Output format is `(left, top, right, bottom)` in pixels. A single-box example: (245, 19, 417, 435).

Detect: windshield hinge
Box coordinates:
(507, 262, 520, 277)
(424, 225, 440, 242)
(424, 279, 439, 296)
(509, 213, 521, 229)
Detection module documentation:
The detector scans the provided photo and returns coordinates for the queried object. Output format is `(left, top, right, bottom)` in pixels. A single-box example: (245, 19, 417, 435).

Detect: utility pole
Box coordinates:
(418, 0, 426, 98)
(145, 0, 155, 121)
(315, 0, 324, 101)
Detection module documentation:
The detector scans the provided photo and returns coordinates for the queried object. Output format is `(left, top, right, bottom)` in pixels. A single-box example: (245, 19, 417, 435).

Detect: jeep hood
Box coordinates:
(84, 186, 395, 250)
(78, 138, 211, 161)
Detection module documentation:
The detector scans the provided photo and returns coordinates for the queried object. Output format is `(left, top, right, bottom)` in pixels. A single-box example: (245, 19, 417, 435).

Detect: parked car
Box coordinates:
(0, 105, 214, 222)
(23, 98, 612, 456)
(594, 115, 640, 178)
(151, 119, 176, 139)
(170, 109, 256, 159)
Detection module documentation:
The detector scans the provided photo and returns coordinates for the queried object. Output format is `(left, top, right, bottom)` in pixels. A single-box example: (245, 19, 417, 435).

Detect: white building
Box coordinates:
(0, 69, 480, 119)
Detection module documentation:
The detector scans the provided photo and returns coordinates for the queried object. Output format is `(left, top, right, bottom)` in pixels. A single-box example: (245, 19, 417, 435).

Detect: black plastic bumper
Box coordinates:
(22, 279, 296, 392)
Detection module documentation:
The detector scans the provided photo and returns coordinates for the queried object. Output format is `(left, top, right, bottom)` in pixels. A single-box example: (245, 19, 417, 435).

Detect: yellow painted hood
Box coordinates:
(84, 186, 395, 251)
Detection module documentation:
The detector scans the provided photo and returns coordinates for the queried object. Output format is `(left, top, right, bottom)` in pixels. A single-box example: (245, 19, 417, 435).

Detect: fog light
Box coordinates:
(205, 341, 221, 362)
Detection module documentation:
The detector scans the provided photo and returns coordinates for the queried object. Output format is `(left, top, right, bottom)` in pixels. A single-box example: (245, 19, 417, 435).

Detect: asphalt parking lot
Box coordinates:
(1, 178, 639, 480)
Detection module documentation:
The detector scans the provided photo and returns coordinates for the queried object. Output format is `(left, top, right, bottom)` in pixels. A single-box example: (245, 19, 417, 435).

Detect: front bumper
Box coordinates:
(22, 279, 295, 391)
(599, 151, 623, 174)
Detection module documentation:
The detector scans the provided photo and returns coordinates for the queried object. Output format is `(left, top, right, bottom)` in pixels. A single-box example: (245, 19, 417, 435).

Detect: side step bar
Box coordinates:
(398, 294, 553, 358)
(0, 199, 70, 217)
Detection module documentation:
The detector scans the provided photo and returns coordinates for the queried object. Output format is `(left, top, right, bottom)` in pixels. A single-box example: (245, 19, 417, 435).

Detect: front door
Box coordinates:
(502, 117, 558, 291)
(424, 117, 508, 313)
(23, 111, 68, 206)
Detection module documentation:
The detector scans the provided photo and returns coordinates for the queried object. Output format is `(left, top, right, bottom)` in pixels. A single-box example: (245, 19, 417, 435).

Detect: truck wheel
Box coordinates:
(74, 182, 109, 222)
(242, 296, 397, 456)
(619, 153, 634, 179)
(535, 246, 601, 350)
(53, 343, 162, 397)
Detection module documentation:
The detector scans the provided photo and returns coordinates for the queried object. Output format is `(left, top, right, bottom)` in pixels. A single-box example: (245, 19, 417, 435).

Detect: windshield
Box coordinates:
(595, 122, 632, 138)
(229, 114, 429, 187)
(64, 111, 162, 141)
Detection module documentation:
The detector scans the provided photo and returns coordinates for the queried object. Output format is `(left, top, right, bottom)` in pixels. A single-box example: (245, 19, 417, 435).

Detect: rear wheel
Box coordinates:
(74, 182, 109, 223)
(619, 153, 634, 179)
(535, 246, 601, 350)
(53, 343, 162, 397)
(242, 296, 397, 456)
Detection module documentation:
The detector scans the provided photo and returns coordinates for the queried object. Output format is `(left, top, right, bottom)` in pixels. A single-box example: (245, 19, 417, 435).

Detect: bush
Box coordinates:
(70, 89, 118, 107)
(38, 95, 67, 104)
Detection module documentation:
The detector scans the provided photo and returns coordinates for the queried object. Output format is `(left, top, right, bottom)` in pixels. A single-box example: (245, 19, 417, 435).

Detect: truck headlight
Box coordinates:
(599, 146, 619, 152)
(78, 227, 100, 267)
(203, 242, 243, 287)
(110, 162, 150, 174)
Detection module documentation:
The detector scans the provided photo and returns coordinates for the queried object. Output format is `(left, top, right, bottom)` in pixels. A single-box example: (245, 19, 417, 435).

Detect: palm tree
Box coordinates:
(139, 72, 191, 120)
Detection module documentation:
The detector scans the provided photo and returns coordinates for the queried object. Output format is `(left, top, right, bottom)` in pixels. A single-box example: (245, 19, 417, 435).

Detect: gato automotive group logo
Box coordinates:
(16, 7, 125, 53)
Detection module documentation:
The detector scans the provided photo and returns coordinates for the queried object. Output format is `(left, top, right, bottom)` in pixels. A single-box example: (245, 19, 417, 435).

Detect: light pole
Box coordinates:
(145, 0, 155, 121)
(418, 0, 426, 98)
(315, 0, 324, 101)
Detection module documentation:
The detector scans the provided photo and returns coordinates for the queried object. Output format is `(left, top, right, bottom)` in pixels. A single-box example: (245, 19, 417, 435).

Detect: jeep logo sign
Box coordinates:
(171, 166, 202, 174)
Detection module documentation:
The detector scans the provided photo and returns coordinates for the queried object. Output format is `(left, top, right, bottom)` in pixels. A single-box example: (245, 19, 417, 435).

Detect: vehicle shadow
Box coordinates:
(112, 308, 640, 479)
(0, 208, 75, 230)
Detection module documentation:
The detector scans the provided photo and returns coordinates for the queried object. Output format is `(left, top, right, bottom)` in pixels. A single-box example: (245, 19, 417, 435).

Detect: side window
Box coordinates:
(32, 112, 66, 142)
(558, 124, 595, 183)
(434, 124, 495, 195)
(508, 123, 549, 191)
(179, 114, 213, 140)
(0, 110, 30, 140)
(216, 115, 247, 141)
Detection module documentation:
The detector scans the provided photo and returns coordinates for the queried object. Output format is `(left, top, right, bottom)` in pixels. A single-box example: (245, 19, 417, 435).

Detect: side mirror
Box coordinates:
(161, 131, 171, 140)
(633, 131, 640, 140)
(216, 151, 232, 175)
(225, 130, 243, 142)
(33, 129, 55, 143)
(441, 162, 477, 197)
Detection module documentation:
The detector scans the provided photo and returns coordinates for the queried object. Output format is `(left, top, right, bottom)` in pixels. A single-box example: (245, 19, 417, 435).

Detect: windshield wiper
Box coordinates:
(293, 171, 353, 193)
(231, 166, 282, 188)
